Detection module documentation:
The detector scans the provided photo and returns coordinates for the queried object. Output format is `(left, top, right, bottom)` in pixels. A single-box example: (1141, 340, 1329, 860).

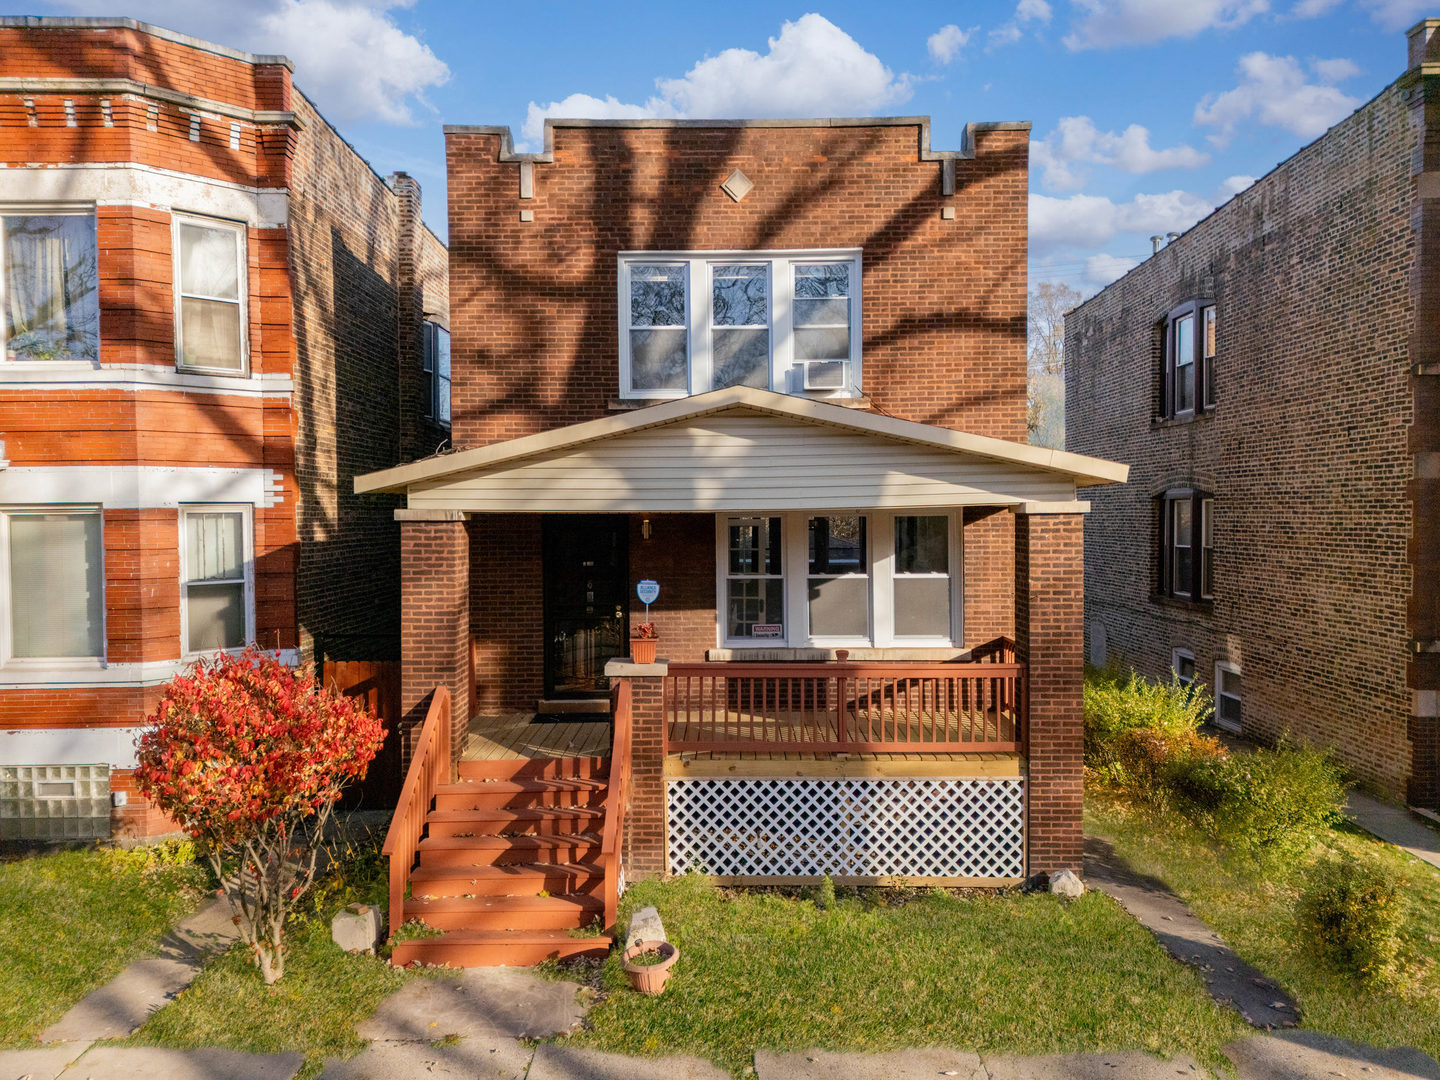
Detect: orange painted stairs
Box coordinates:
(390, 755, 615, 968)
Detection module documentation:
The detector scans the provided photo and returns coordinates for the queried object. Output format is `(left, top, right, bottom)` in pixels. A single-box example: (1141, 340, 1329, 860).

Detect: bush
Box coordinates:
(1297, 852, 1404, 985)
(1174, 743, 1347, 860)
(1084, 666, 1216, 789)
(134, 648, 384, 984)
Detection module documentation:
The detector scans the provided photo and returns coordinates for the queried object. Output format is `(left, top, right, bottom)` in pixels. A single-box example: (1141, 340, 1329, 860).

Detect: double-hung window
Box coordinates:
(620, 251, 861, 399)
(1161, 301, 1215, 418)
(1214, 662, 1242, 733)
(1172, 648, 1196, 688)
(1, 209, 100, 363)
(174, 216, 246, 374)
(423, 321, 451, 425)
(718, 512, 959, 648)
(1, 508, 105, 662)
(180, 505, 253, 655)
(1158, 491, 1214, 602)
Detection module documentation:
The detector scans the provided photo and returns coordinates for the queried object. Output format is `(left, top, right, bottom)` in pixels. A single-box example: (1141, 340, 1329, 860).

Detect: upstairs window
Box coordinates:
(1158, 490, 1214, 602)
(1, 211, 100, 363)
(423, 321, 451, 426)
(174, 216, 246, 374)
(1161, 301, 1215, 418)
(619, 251, 861, 399)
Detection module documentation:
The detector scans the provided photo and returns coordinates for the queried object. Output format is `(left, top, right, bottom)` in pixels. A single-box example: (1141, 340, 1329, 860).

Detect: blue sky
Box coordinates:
(36, 0, 1429, 293)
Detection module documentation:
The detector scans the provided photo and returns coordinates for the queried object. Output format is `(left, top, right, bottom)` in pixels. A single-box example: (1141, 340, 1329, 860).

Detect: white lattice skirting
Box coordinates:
(667, 777, 1025, 880)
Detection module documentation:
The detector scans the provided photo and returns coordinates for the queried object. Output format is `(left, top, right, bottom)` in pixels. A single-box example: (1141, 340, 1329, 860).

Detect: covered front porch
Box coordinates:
(359, 386, 1126, 887)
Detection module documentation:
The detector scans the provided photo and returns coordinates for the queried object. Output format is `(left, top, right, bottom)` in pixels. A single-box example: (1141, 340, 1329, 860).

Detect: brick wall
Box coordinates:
(621, 675, 667, 878)
(469, 514, 545, 713)
(445, 121, 1028, 450)
(963, 509, 1016, 647)
(1066, 72, 1422, 799)
(628, 515, 717, 663)
(400, 515, 471, 760)
(1015, 513, 1084, 873)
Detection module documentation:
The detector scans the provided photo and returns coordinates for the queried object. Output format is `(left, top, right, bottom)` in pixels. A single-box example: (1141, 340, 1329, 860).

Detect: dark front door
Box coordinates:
(543, 515, 629, 698)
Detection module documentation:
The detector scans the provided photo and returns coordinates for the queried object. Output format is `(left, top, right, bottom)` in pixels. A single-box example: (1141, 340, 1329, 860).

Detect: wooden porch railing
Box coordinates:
(665, 644, 1026, 755)
(602, 679, 634, 931)
(380, 687, 451, 938)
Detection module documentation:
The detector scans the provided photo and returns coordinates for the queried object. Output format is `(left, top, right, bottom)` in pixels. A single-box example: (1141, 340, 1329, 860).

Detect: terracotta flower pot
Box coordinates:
(622, 939, 679, 995)
(630, 638, 658, 664)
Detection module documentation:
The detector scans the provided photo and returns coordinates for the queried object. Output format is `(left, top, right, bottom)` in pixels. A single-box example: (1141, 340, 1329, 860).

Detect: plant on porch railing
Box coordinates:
(134, 648, 384, 984)
(381, 686, 451, 940)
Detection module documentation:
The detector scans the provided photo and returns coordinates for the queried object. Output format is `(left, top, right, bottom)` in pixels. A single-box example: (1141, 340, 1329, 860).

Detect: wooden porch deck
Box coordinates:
(462, 713, 611, 761)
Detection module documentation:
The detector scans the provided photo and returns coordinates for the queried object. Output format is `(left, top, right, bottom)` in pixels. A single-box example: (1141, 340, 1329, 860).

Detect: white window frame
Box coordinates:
(1214, 660, 1242, 733)
(618, 249, 862, 401)
(714, 510, 961, 649)
(172, 213, 249, 377)
(0, 505, 107, 668)
(1171, 647, 1195, 688)
(0, 202, 102, 368)
(178, 503, 255, 658)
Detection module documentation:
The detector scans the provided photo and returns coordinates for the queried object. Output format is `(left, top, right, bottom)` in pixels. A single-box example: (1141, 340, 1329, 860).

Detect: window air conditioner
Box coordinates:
(801, 359, 847, 391)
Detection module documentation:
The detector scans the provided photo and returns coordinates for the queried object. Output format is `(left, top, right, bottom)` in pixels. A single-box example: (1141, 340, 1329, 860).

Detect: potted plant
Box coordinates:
(630, 621, 658, 664)
(623, 938, 679, 994)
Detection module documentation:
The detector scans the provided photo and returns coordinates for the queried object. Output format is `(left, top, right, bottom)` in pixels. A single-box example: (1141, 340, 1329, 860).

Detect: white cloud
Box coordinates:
(1194, 52, 1361, 143)
(521, 94, 676, 148)
(45, 0, 448, 125)
(1029, 189, 1215, 256)
(1084, 253, 1140, 287)
(1363, 0, 1429, 30)
(1218, 174, 1257, 198)
(1031, 116, 1210, 189)
(1312, 56, 1362, 82)
(928, 24, 975, 64)
(522, 15, 913, 150)
(1064, 0, 1269, 50)
(989, 0, 1053, 49)
(1291, 0, 1344, 15)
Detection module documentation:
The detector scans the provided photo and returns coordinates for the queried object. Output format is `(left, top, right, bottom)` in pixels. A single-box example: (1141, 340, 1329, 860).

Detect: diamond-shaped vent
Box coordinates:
(721, 169, 754, 202)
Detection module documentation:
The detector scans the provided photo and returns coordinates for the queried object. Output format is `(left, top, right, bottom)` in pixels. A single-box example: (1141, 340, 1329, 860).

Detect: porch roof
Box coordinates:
(356, 386, 1128, 513)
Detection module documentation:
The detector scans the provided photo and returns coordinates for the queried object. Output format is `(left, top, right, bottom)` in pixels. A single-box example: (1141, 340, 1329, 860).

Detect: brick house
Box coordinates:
(1065, 21, 1440, 810)
(0, 17, 448, 838)
(360, 116, 1128, 966)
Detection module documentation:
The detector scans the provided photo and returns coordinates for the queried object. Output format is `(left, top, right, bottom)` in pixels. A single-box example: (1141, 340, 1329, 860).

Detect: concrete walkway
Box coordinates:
(1346, 791, 1440, 872)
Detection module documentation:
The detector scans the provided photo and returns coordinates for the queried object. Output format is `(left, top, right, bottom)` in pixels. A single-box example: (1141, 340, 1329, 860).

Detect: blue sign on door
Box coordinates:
(636, 579, 660, 605)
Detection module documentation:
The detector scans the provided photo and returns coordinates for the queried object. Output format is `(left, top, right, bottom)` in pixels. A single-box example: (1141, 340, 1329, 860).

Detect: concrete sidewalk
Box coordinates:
(1347, 790, 1440, 872)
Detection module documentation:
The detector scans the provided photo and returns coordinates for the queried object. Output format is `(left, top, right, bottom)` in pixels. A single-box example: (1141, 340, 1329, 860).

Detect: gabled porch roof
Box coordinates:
(356, 386, 1128, 512)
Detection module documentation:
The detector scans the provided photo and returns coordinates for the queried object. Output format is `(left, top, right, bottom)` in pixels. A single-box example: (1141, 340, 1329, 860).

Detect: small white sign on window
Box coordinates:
(752, 624, 783, 638)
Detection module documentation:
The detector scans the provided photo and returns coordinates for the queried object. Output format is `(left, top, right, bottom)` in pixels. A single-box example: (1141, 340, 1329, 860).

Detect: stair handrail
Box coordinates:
(601, 679, 634, 932)
(381, 686, 452, 939)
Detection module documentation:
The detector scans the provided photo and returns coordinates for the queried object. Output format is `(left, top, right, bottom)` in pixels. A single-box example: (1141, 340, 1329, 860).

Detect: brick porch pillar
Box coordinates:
(1014, 510, 1085, 875)
(399, 509, 471, 771)
(612, 667, 668, 878)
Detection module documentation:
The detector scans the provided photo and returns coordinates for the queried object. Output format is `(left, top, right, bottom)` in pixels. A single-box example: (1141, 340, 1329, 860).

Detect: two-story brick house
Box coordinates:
(0, 17, 448, 839)
(1066, 21, 1440, 811)
(361, 116, 1127, 966)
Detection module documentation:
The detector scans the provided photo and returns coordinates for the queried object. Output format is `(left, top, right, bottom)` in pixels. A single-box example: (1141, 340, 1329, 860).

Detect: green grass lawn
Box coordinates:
(122, 840, 422, 1080)
(563, 873, 1248, 1075)
(1087, 790, 1440, 1060)
(0, 843, 211, 1044)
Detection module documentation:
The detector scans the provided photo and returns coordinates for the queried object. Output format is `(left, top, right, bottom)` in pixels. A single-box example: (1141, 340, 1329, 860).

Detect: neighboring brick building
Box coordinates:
(1066, 20, 1440, 808)
(0, 16, 447, 838)
(360, 112, 1126, 961)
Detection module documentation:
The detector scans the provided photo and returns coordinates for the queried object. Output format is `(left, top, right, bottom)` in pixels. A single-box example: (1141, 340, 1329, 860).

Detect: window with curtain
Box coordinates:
(5, 510, 104, 659)
(175, 219, 245, 373)
(2, 213, 100, 363)
(183, 508, 249, 653)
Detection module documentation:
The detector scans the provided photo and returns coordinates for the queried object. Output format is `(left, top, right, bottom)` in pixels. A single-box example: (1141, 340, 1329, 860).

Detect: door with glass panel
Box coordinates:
(542, 515, 628, 698)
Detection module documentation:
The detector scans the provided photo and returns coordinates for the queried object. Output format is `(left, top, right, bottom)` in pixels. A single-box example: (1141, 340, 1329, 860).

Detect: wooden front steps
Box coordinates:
(390, 756, 614, 968)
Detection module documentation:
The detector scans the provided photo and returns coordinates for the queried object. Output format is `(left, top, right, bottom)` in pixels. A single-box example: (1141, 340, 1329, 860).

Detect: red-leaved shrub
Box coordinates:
(134, 648, 384, 983)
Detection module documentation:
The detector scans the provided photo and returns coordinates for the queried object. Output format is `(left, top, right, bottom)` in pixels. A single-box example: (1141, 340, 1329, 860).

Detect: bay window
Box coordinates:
(181, 505, 253, 654)
(718, 512, 959, 647)
(620, 250, 861, 399)
(1, 211, 100, 363)
(174, 216, 246, 374)
(1, 509, 105, 661)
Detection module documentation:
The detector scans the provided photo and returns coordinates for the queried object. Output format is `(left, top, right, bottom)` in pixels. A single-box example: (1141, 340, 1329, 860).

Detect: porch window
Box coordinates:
(174, 216, 246, 374)
(716, 511, 960, 647)
(893, 515, 950, 638)
(619, 250, 861, 399)
(181, 505, 252, 654)
(2, 211, 100, 363)
(725, 516, 784, 640)
(1, 509, 104, 660)
(807, 515, 868, 639)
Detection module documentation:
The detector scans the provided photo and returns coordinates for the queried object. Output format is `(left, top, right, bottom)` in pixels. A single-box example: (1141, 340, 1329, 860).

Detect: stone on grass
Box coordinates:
(331, 903, 383, 955)
(1048, 869, 1084, 898)
(626, 905, 667, 950)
